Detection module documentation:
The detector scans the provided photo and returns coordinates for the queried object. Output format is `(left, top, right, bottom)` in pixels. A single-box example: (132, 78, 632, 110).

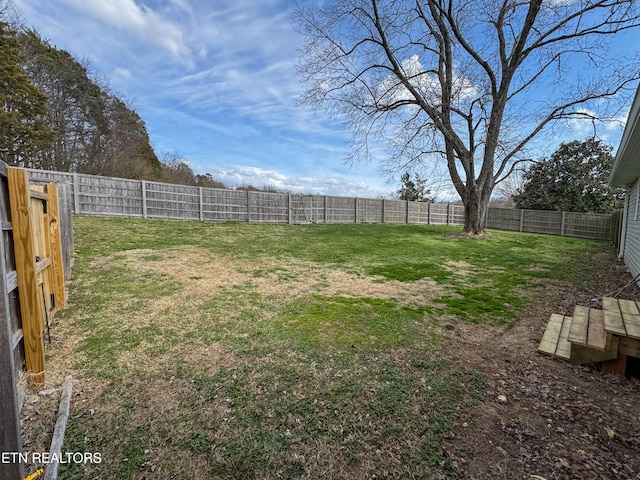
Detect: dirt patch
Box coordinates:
(118, 246, 445, 306)
(441, 251, 640, 479)
(444, 260, 473, 276)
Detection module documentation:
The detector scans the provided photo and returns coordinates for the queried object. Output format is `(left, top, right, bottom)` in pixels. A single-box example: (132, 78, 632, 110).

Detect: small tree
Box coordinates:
(513, 138, 623, 214)
(396, 172, 433, 202)
(160, 153, 197, 186)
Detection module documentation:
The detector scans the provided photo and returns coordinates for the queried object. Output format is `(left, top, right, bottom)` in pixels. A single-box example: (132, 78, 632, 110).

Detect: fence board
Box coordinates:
(8, 168, 46, 385)
(0, 163, 25, 480)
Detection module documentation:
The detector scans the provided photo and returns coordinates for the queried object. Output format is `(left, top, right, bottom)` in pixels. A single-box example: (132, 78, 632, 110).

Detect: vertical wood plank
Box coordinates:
(247, 190, 251, 223)
(8, 167, 45, 385)
(0, 170, 25, 480)
(354, 197, 358, 223)
(73, 173, 80, 214)
(324, 195, 328, 224)
(141, 180, 147, 219)
(603, 353, 627, 376)
(46, 184, 66, 310)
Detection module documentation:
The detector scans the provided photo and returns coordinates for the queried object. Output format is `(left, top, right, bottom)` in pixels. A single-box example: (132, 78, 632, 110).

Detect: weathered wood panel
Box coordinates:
(522, 209, 563, 235)
(428, 204, 449, 224)
(249, 191, 289, 223)
(290, 194, 313, 224)
(357, 198, 383, 223)
(486, 208, 522, 231)
(202, 188, 249, 222)
(145, 182, 200, 220)
(78, 175, 144, 216)
(0, 162, 25, 480)
(563, 212, 611, 240)
(383, 199, 406, 224)
(326, 196, 356, 223)
(57, 183, 74, 279)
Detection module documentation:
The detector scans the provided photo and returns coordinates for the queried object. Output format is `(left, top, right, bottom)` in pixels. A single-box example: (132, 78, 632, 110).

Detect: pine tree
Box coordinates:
(0, 20, 52, 164)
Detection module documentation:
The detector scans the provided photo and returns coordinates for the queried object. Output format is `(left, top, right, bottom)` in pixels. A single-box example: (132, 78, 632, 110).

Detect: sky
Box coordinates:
(11, 0, 640, 200)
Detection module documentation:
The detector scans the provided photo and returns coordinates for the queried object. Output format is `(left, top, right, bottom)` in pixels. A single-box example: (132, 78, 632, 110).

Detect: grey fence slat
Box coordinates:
(1, 164, 25, 480)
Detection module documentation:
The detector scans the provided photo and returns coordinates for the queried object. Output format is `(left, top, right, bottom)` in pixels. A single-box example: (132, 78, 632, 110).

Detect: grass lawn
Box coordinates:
(48, 216, 610, 479)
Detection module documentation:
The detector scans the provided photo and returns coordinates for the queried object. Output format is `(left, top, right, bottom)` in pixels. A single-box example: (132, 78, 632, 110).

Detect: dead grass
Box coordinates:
(117, 246, 446, 309)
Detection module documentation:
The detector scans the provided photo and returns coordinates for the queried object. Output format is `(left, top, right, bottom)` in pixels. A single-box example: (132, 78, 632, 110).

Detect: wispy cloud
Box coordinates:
(61, 0, 189, 57)
(205, 165, 393, 197)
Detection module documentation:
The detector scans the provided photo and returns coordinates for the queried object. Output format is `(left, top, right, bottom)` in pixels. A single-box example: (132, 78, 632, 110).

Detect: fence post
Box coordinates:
(561, 211, 566, 236)
(288, 194, 292, 225)
(324, 195, 328, 224)
(141, 180, 147, 219)
(519, 209, 524, 232)
(73, 173, 80, 214)
(247, 190, 252, 223)
(382, 199, 386, 223)
(405, 201, 409, 224)
(354, 197, 358, 223)
(427, 202, 431, 224)
(447, 204, 451, 225)
(199, 187, 204, 221)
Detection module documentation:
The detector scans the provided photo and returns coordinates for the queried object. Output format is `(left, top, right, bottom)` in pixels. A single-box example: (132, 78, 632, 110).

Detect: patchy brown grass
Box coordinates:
(21, 217, 635, 480)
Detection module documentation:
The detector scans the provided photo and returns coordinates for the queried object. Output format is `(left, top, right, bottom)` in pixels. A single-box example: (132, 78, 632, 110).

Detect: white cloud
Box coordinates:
(374, 55, 478, 108)
(568, 108, 626, 140)
(204, 165, 392, 198)
(61, 0, 189, 57)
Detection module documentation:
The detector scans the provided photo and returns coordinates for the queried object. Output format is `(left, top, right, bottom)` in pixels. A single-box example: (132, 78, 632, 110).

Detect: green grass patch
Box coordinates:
(275, 295, 433, 350)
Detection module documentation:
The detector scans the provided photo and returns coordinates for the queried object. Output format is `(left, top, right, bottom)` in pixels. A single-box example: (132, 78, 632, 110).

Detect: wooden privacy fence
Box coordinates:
(486, 207, 614, 241)
(27, 168, 614, 241)
(1, 164, 72, 479)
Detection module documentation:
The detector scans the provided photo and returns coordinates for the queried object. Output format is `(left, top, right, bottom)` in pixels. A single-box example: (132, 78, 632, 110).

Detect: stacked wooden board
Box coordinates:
(538, 297, 640, 375)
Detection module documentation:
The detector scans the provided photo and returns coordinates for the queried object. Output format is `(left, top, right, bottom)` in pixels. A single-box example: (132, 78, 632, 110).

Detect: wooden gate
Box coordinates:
(1, 164, 68, 480)
(7, 167, 66, 385)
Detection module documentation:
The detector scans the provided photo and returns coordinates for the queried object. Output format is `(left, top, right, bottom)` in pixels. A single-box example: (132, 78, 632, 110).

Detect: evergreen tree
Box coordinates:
(0, 20, 52, 164)
(513, 138, 623, 213)
(396, 172, 433, 202)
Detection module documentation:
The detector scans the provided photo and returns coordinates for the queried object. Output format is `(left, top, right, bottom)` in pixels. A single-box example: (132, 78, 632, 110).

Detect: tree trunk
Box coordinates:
(462, 190, 488, 235)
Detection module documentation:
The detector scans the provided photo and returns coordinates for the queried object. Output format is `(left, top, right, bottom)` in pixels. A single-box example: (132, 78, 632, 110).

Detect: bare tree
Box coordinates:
(295, 0, 640, 234)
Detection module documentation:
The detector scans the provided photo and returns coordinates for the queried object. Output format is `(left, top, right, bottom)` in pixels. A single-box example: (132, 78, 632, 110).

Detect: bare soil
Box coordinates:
(442, 251, 640, 480)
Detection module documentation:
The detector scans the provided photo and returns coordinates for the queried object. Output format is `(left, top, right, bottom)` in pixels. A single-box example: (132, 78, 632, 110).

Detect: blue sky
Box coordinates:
(12, 0, 639, 200)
